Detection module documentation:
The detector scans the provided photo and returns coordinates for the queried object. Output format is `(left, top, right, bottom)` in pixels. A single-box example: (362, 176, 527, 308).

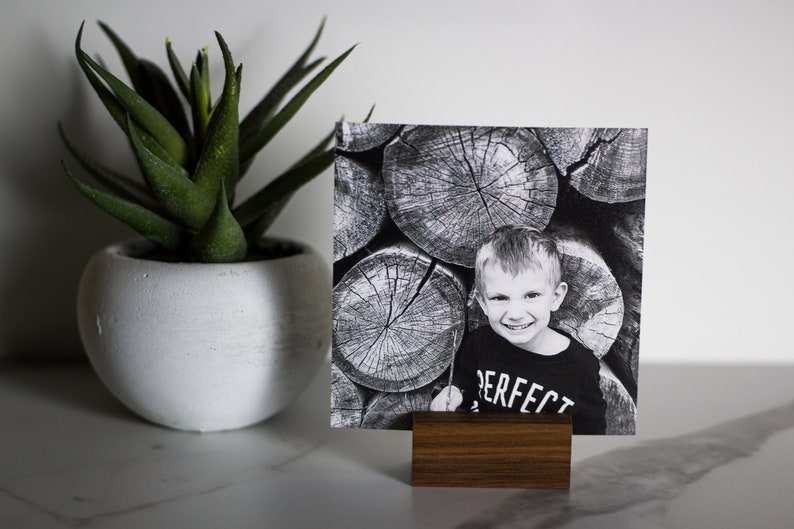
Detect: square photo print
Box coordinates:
(331, 123, 647, 434)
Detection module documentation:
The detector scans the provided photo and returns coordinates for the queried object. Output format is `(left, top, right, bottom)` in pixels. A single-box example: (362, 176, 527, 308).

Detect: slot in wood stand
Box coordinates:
(411, 412, 572, 489)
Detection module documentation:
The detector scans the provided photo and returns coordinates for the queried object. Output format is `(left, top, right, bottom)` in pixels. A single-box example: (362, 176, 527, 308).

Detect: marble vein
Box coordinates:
(1, 443, 319, 528)
(457, 399, 794, 529)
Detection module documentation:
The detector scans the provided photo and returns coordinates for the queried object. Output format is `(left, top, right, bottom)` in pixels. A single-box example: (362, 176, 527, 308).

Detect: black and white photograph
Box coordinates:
(5, 1, 794, 524)
(331, 123, 647, 435)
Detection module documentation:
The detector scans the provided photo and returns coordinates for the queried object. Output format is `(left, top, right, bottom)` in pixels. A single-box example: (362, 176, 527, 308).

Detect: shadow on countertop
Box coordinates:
(457, 397, 794, 529)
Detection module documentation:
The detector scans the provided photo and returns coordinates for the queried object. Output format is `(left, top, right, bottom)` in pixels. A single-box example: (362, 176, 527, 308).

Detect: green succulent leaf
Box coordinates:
(75, 27, 182, 171)
(234, 146, 334, 229)
(239, 18, 327, 149)
(137, 60, 192, 147)
(62, 160, 183, 251)
(237, 101, 375, 238)
(238, 57, 324, 159)
(76, 22, 189, 167)
(187, 183, 247, 262)
(243, 193, 292, 246)
(97, 21, 144, 88)
(237, 106, 370, 234)
(58, 122, 162, 212)
(65, 21, 355, 263)
(99, 22, 190, 140)
(126, 114, 214, 230)
(363, 103, 376, 123)
(239, 44, 356, 163)
(240, 63, 323, 147)
(166, 38, 191, 99)
(300, 125, 336, 164)
(239, 113, 335, 178)
(189, 56, 212, 154)
(235, 122, 335, 236)
(192, 32, 240, 200)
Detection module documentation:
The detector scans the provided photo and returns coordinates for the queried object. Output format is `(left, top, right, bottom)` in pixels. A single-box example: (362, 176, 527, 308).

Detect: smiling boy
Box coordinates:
(430, 226, 607, 434)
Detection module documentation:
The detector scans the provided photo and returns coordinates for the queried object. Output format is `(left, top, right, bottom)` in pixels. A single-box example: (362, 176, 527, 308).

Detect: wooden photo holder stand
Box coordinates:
(411, 412, 572, 489)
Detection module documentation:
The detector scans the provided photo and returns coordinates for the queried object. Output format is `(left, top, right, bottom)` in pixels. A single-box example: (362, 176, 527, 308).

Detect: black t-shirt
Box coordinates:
(452, 325, 607, 434)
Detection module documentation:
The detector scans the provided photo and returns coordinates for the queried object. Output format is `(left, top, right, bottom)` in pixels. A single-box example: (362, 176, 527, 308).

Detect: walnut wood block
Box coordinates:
(411, 412, 572, 489)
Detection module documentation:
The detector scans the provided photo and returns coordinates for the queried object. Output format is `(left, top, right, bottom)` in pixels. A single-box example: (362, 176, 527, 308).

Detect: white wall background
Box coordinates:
(1, 0, 792, 364)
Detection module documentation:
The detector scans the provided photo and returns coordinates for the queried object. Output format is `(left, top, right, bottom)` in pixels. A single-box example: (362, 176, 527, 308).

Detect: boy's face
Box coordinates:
(476, 263, 567, 353)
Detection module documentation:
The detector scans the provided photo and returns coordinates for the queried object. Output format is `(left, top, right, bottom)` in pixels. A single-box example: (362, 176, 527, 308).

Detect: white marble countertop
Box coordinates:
(1, 359, 792, 529)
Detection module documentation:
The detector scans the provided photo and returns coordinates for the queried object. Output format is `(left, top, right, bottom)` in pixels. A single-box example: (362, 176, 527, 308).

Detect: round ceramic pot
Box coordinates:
(76, 238, 331, 432)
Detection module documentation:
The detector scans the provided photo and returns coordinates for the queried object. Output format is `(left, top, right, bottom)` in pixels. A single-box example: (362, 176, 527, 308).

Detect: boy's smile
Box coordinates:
(476, 263, 568, 354)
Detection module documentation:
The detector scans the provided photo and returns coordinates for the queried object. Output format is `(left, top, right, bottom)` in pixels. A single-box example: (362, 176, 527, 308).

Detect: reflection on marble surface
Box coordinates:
(458, 399, 794, 529)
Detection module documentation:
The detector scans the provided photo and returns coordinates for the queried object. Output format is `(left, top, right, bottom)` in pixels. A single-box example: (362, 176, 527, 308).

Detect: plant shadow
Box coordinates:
(0, 29, 133, 361)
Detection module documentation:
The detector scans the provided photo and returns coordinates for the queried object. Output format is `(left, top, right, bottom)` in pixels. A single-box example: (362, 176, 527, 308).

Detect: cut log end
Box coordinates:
(333, 243, 467, 392)
(361, 387, 434, 430)
(331, 362, 367, 428)
(539, 127, 647, 204)
(383, 126, 558, 267)
(333, 155, 388, 261)
(599, 361, 637, 435)
(337, 122, 402, 152)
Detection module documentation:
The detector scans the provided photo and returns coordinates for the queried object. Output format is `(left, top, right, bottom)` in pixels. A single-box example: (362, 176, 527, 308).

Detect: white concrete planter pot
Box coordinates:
(76, 238, 331, 432)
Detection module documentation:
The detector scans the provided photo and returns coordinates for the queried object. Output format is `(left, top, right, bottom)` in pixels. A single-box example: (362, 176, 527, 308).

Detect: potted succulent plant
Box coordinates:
(60, 20, 358, 431)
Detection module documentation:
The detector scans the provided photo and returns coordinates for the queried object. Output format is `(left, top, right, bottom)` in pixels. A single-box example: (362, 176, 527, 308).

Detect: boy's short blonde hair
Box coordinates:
(474, 226, 563, 296)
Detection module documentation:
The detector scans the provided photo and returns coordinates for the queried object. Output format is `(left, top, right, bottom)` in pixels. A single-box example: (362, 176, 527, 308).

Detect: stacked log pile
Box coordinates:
(332, 124, 647, 434)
